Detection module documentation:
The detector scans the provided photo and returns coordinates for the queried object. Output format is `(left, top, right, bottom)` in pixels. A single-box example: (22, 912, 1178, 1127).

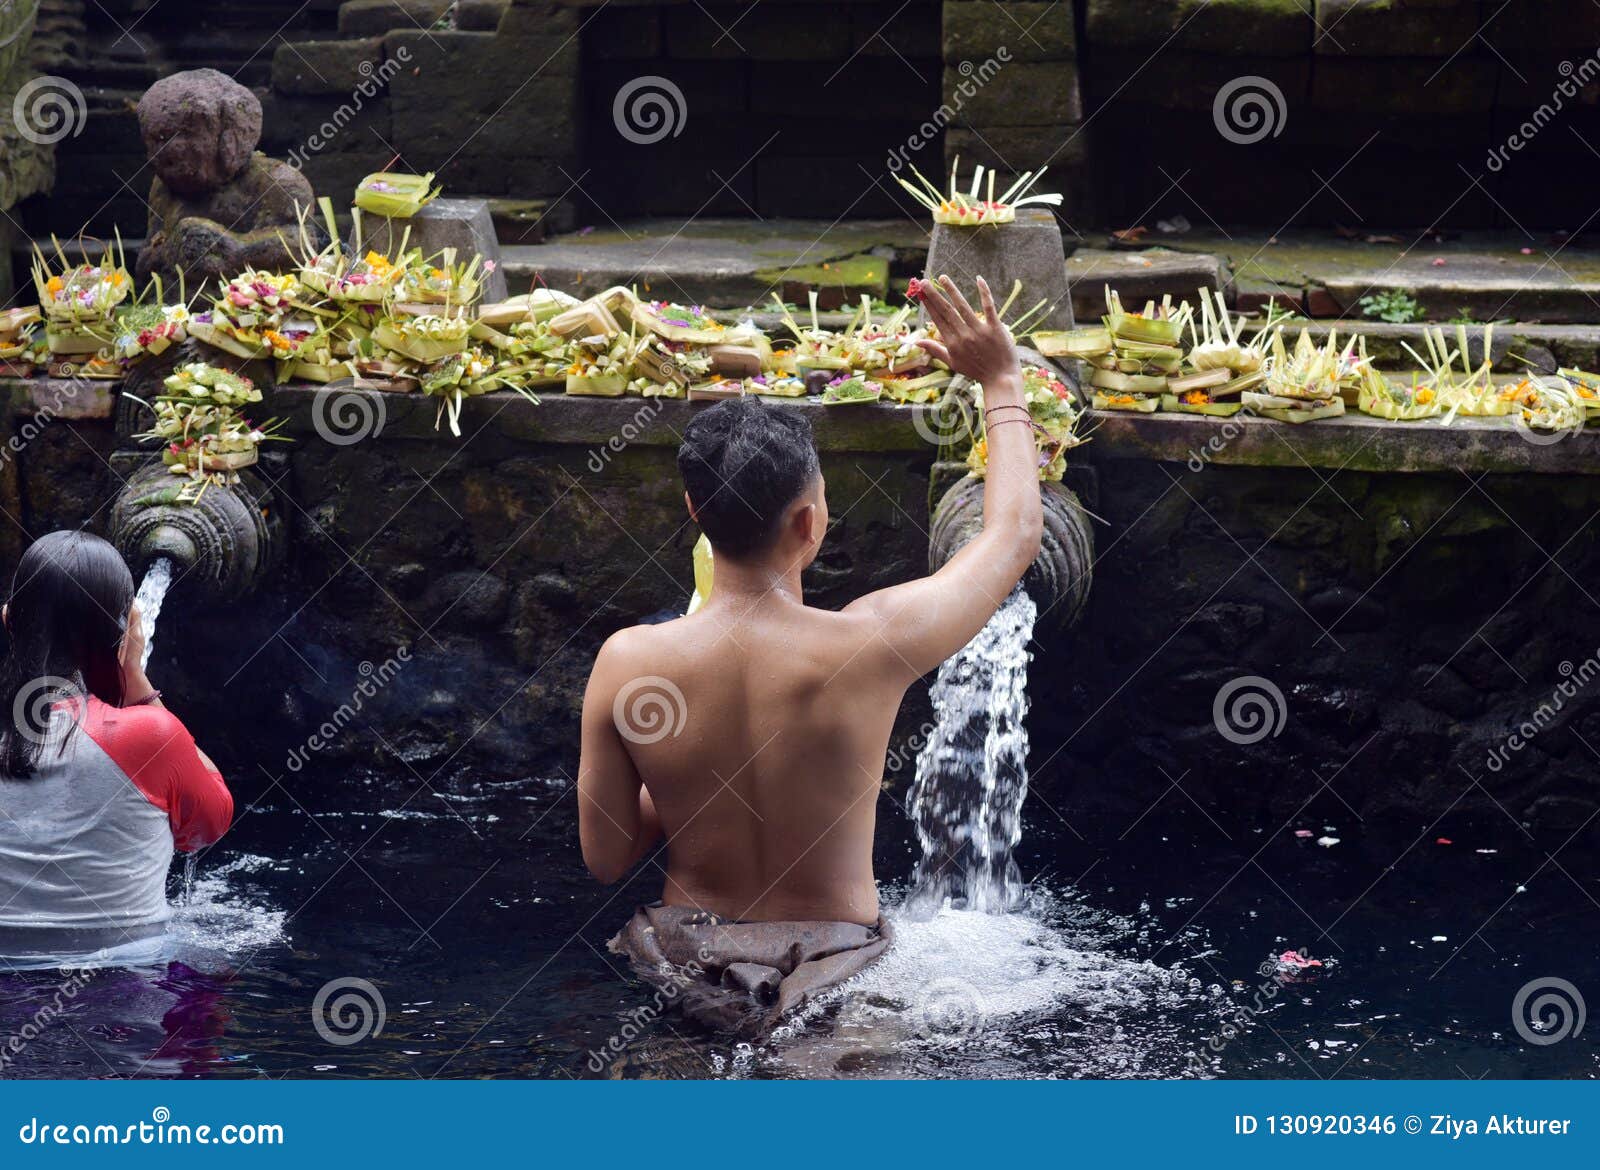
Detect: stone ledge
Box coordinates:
(1083, 409, 1600, 475)
(265, 384, 1600, 474)
(9, 377, 1596, 475)
(5, 377, 117, 420)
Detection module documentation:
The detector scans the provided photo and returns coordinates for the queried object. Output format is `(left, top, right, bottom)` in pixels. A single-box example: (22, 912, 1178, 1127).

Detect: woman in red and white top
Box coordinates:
(0, 531, 232, 969)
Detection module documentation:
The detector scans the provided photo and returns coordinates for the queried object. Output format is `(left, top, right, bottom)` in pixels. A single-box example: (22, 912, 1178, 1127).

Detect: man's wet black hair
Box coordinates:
(677, 397, 821, 559)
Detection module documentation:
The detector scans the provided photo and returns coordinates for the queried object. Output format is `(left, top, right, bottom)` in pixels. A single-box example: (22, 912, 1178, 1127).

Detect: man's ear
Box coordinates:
(684, 490, 700, 524)
(792, 501, 818, 545)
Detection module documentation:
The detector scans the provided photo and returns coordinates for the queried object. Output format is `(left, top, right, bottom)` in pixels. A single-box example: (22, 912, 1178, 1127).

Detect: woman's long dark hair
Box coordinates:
(1, 531, 134, 777)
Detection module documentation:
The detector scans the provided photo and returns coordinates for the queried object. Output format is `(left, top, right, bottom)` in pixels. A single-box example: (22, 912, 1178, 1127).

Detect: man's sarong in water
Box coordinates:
(609, 903, 894, 1039)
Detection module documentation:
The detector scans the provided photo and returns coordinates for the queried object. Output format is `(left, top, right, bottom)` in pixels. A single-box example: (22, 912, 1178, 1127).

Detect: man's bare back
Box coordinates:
(579, 276, 1044, 927)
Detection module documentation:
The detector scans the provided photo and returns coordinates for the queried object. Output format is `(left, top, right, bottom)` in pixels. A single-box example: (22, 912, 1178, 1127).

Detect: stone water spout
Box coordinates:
(927, 478, 1093, 631)
(109, 463, 284, 599)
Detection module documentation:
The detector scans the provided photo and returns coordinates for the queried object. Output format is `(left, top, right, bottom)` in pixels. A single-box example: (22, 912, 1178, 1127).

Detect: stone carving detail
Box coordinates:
(109, 462, 285, 599)
(135, 68, 320, 288)
(928, 477, 1093, 631)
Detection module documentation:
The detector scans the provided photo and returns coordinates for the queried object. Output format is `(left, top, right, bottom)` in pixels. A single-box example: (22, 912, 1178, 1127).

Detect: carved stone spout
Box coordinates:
(109, 462, 285, 598)
(928, 477, 1093, 631)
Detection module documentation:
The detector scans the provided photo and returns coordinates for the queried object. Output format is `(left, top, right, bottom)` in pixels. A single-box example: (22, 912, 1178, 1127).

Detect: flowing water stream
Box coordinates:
(133, 557, 174, 671)
(907, 586, 1037, 914)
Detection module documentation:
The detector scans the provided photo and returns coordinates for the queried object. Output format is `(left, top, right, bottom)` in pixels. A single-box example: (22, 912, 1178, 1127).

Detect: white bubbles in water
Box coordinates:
(765, 892, 1224, 1078)
(166, 853, 289, 957)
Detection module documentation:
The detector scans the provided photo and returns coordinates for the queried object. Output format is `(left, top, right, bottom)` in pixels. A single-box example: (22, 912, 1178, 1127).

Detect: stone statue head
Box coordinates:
(136, 68, 262, 198)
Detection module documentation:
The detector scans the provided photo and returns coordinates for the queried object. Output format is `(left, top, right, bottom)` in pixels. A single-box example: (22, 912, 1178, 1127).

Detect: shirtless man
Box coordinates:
(578, 276, 1043, 929)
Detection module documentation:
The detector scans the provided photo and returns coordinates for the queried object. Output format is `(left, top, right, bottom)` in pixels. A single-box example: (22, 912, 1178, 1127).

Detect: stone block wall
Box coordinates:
(580, 0, 944, 217)
(939, 1, 1088, 229)
(1078, 0, 1600, 228)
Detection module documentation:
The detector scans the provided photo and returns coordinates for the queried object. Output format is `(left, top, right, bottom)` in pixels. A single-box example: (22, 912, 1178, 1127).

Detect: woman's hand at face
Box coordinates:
(119, 602, 151, 698)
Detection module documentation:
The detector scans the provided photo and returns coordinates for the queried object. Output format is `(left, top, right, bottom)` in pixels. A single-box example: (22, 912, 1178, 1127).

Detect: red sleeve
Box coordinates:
(79, 699, 233, 852)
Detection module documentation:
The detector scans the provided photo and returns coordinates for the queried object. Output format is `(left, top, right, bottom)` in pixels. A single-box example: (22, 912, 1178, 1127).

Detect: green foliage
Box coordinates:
(1358, 289, 1424, 324)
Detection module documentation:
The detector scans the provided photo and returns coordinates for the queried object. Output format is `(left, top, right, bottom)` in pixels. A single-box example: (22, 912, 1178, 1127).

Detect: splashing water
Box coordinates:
(907, 586, 1037, 914)
(133, 557, 174, 671)
(180, 852, 199, 906)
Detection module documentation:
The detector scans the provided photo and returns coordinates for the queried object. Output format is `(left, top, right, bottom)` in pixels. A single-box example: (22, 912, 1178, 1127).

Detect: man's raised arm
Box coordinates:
(844, 275, 1044, 680)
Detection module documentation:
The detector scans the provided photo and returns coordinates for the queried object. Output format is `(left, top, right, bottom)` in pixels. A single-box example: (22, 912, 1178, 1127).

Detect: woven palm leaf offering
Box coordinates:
(628, 338, 711, 398)
(0, 307, 41, 369)
(629, 296, 727, 346)
(966, 365, 1084, 482)
(419, 347, 531, 437)
(370, 312, 473, 364)
(188, 269, 305, 360)
(839, 291, 953, 405)
(894, 157, 1062, 226)
(132, 363, 288, 502)
(1354, 337, 1439, 421)
(1405, 325, 1512, 420)
(395, 247, 484, 316)
(1503, 374, 1587, 434)
(353, 171, 440, 219)
(1090, 289, 1192, 412)
(1164, 289, 1276, 416)
(1554, 365, 1600, 421)
(31, 234, 133, 363)
(565, 326, 637, 398)
(770, 292, 851, 387)
(1242, 329, 1352, 423)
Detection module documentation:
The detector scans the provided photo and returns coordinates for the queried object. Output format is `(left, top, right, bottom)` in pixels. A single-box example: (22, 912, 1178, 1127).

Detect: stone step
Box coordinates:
(503, 218, 930, 308)
(1124, 229, 1600, 324)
